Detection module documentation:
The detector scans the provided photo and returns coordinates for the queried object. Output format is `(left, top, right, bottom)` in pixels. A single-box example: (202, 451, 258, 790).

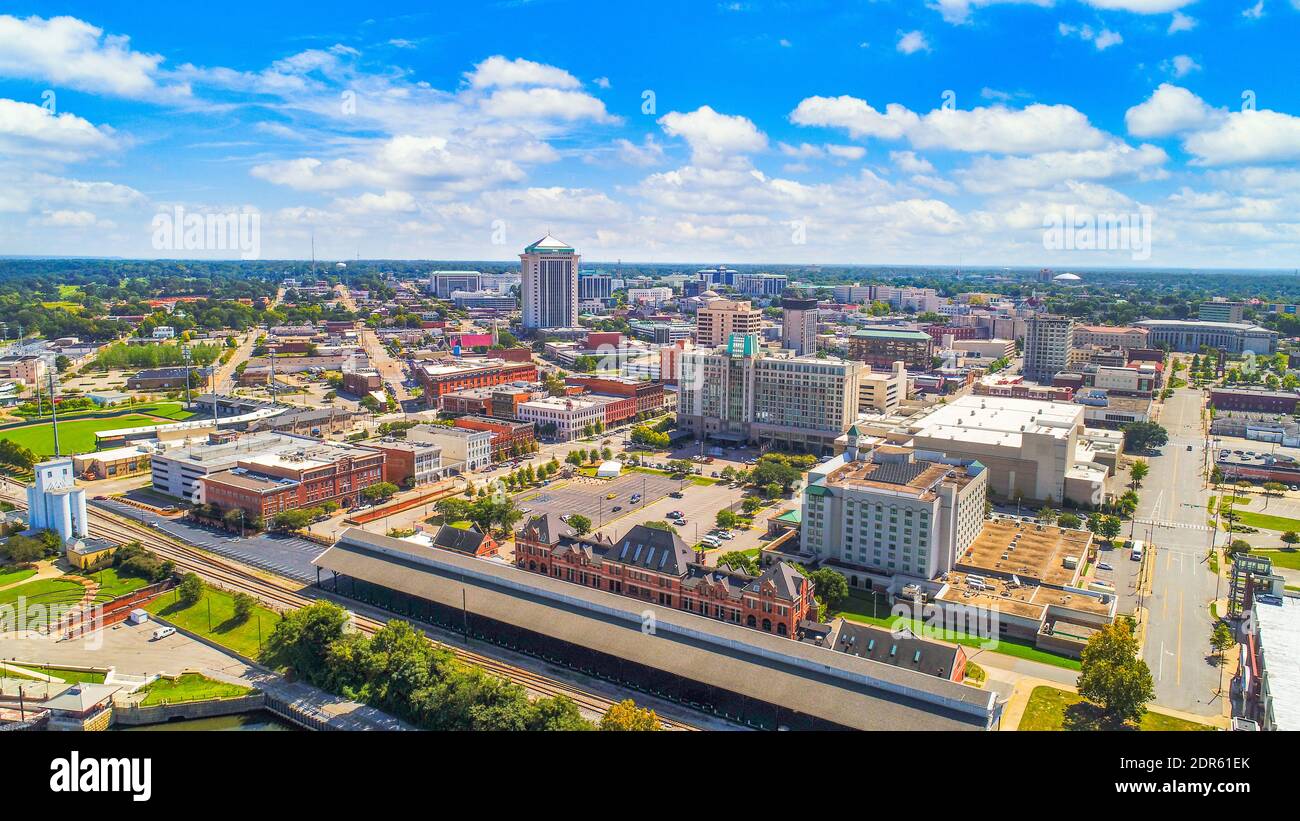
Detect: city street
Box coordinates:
(1132, 385, 1225, 716)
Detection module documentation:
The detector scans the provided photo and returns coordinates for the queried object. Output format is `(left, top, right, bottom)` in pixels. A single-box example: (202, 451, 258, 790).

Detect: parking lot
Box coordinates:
(515, 471, 682, 532)
(1091, 540, 1144, 616)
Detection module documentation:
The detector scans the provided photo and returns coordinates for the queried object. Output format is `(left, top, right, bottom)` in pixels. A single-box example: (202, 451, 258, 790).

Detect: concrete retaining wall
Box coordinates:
(113, 694, 266, 726)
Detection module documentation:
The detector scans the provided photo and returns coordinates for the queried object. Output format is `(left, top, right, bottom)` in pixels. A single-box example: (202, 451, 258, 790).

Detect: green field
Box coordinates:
(836, 592, 1082, 670)
(11, 401, 193, 421)
(0, 566, 37, 588)
(1254, 548, 1300, 571)
(0, 577, 85, 608)
(0, 413, 164, 456)
(138, 673, 253, 706)
(0, 662, 106, 684)
(145, 587, 282, 660)
(1018, 686, 1214, 731)
(76, 567, 151, 603)
(1226, 509, 1300, 533)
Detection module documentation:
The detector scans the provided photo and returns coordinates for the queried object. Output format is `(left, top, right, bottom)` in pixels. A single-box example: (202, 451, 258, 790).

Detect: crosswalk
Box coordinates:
(1132, 518, 1211, 532)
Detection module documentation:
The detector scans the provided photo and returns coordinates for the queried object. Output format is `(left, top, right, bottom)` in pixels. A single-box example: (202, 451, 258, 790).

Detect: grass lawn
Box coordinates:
(0, 662, 106, 684)
(0, 577, 85, 608)
(1225, 509, 1300, 533)
(137, 673, 253, 706)
(0, 566, 37, 588)
(1019, 686, 1215, 731)
(836, 591, 1082, 670)
(0, 414, 163, 456)
(76, 567, 151, 603)
(1253, 548, 1300, 571)
(145, 587, 282, 660)
(9, 401, 192, 422)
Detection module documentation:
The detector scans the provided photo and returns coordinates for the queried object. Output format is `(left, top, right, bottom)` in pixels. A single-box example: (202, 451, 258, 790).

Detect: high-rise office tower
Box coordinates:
(781, 296, 819, 355)
(1024, 314, 1075, 382)
(520, 234, 579, 330)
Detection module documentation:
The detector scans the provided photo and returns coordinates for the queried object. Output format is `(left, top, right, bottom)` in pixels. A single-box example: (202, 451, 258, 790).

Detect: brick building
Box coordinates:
(416, 358, 537, 405)
(369, 439, 443, 487)
(562, 374, 666, 417)
(514, 516, 815, 638)
(342, 368, 383, 395)
(1210, 388, 1300, 415)
(199, 440, 385, 520)
(452, 415, 536, 459)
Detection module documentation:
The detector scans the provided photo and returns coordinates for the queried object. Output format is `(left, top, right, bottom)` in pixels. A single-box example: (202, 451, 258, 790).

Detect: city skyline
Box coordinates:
(0, 3, 1299, 267)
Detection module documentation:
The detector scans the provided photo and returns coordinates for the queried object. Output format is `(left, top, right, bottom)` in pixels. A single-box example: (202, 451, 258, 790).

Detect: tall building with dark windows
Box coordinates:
(520, 234, 579, 330)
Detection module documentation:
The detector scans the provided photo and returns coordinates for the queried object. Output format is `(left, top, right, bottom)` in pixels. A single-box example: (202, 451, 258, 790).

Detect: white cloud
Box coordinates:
(1167, 11, 1197, 32)
(1125, 84, 1222, 137)
(789, 96, 918, 140)
(957, 142, 1168, 193)
(0, 14, 181, 99)
(1059, 23, 1124, 50)
(826, 144, 866, 160)
(0, 98, 118, 163)
(465, 55, 580, 89)
(613, 135, 666, 166)
(1079, 0, 1194, 11)
(1167, 54, 1201, 77)
(1184, 109, 1300, 165)
(926, 0, 1052, 25)
(891, 151, 936, 174)
(1242, 1, 1265, 19)
(480, 87, 616, 123)
(897, 31, 931, 54)
(658, 106, 767, 165)
(792, 96, 1108, 154)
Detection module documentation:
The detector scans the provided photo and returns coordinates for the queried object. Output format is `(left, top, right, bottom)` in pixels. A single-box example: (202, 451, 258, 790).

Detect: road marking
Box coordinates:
(1176, 589, 1184, 687)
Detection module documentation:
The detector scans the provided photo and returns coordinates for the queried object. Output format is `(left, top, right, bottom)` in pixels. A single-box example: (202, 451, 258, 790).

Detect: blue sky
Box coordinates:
(2, 1, 1300, 266)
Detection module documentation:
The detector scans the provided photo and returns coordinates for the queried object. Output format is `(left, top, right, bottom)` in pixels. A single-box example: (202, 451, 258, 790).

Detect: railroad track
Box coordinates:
(2, 479, 695, 729)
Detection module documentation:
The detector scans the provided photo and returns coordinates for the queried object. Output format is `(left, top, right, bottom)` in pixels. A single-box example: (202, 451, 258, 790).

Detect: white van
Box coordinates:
(700, 535, 722, 548)
(150, 626, 176, 641)
(1130, 543, 1144, 561)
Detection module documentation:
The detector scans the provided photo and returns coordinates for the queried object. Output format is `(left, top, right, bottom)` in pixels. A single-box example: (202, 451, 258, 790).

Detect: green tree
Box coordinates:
(262, 600, 349, 681)
(1129, 459, 1149, 487)
(1057, 512, 1082, 529)
(599, 699, 660, 731)
(232, 592, 256, 624)
(1, 534, 45, 564)
(1098, 515, 1123, 544)
(1282, 531, 1299, 545)
(1120, 421, 1169, 453)
(1210, 621, 1234, 665)
(716, 551, 759, 575)
(361, 482, 399, 504)
(715, 509, 740, 530)
(808, 567, 849, 614)
(1077, 622, 1155, 725)
(568, 514, 592, 536)
(177, 572, 205, 606)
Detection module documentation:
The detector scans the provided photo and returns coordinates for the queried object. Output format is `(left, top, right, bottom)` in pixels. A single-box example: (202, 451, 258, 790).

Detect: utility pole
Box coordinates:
(48, 369, 60, 457)
(182, 345, 193, 407)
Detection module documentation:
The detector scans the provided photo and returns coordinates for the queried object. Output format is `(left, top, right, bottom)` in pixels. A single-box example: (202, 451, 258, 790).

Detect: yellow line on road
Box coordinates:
(1176, 589, 1184, 687)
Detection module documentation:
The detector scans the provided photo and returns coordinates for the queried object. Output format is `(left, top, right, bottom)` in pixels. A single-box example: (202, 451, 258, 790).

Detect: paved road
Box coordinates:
(1134, 385, 1225, 716)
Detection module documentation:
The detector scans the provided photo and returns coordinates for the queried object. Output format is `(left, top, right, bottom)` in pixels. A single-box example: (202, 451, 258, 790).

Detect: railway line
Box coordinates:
(1, 478, 696, 729)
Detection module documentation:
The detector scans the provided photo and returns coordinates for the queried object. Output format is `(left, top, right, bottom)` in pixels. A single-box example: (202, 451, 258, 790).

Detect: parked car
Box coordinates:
(669, 491, 685, 498)
(668, 510, 684, 518)
(606, 492, 617, 500)
(611, 505, 622, 512)
(1098, 562, 1114, 571)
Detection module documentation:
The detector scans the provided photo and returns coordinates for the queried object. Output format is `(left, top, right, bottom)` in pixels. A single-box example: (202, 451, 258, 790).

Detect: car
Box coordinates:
(611, 505, 622, 512)
(700, 535, 721, 548)
(1098, 562, 1114, 571)
(519, 507, 532, 514)
(668, 510, 684, 518)
(1187, 444, 1193, 451)
(719, 531, 735, 540)
(631, 494, 641, 502)
(560, 514, 570, 523)
(606, 492, 617, 499)
(669, 491, 685, 498)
